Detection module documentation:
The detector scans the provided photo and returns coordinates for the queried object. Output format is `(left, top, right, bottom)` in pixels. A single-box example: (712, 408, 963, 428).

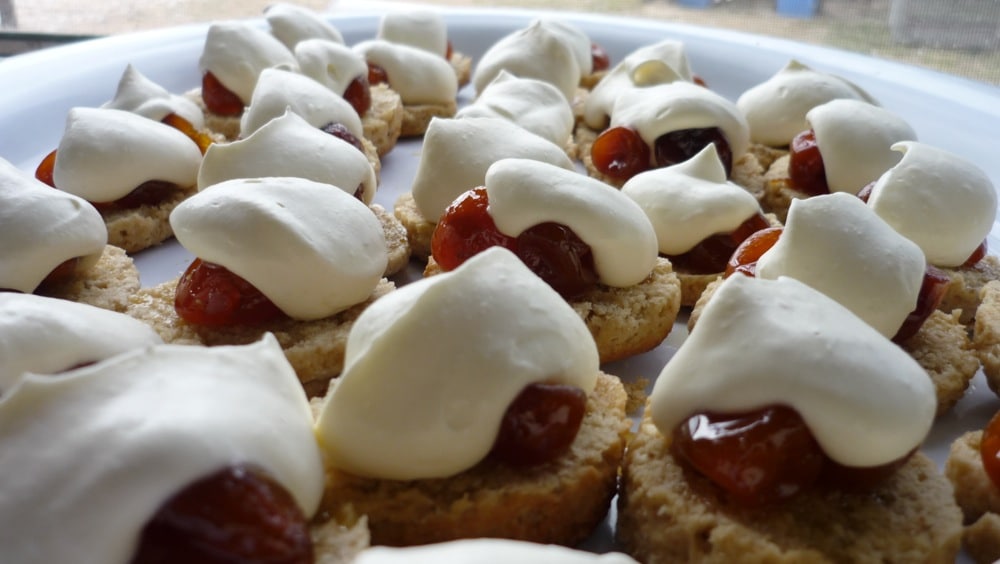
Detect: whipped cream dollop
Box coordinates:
(170, 177, 387, 320)
(102, 64, 205, 129)
(456, 70, 574, 147)
(353, 39, 458, 105)
(0, 335, 324, 564)
(316, 247, 598, 480)
(0, 294, 162, 393)
(805, 98, 917, 194)
(651, 274, 935, 467)
(295, 38, 369, 97)
(198, 110, 376, 204)
(239, 67, 364, 139)
(0, 157, 106, 293)
(411, 116, 575, 221)
(473, 19, 581, 101)
(583, 39, 693, 130)
(868, 141, 997, 268)
(377, 11, 448, 57)
(265, 2, 344, 49)
(52, 107, 201, 203)
(199, 21, 298, 104)
(756, 192, 925, 338)
(610, 82, 750, 163)
(737, 60, 876, 147)
(487, 158, 659, 288)
(621, 144, 761, 256)
(354, 539, 639, 564)
(542, 19, 594, 76)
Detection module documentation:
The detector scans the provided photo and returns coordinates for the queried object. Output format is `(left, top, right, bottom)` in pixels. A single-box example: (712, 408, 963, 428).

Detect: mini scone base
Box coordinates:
(317, 371, 630, 547)
(103, 183, 197, 253)
(37, 245, 141, 314)
(618, 408, 963, 563)
(690, 277, 980, 417)
(127, 278, 394, 397)
(945, 430, 1000, 563)
(424, 256, 683, 364)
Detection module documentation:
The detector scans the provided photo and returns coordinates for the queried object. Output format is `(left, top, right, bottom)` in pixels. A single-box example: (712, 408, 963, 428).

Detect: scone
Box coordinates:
(128, 177, 394, 397)
(618, 274, 962, 563)
(375, 10, 474, 88)
(944, 419, 1000, 563)
(314, 248, 632, 547)
(426, 158, 681, 363)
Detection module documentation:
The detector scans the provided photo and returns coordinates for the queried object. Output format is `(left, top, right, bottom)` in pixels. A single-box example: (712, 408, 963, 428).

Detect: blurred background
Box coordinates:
(2, 0, 999, 86)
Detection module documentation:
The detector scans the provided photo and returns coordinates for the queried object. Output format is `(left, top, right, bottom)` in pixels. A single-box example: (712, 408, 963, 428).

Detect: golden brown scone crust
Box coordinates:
(319, 371, 630, 547)
(184, 89, 242, 141)
(364, 84, 404, 157)
(424, 256, 681, 363)
(945, 429, 1000, 563)
(393, 191, 437, 259)
(400, 100, 457, 138)
(37, 245, 141, 313)
(311, 513, 371, 564)
(975, 280, 1000, 394)
(102, 184, 197, 253)
(690, 278, 978, 416)
(618, 410, 963, 564)
(946, 254, 1000, 326)
(371, 204, 411, 276)
(126, 278, 394, 397)
(964, 513, 1000, 564)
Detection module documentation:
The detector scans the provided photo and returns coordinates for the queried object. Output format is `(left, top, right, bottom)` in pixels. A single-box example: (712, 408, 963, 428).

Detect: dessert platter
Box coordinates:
(2, 3, 1000, 562)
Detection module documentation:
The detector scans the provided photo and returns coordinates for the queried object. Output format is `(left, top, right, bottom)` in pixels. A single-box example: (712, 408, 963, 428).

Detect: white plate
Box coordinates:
(2, 6, 999, 559)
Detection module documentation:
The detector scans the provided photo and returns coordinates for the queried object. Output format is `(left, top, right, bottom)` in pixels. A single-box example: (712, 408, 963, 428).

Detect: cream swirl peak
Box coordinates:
(651, 274, 935, 468)
(239, 67, 364, 139)
(265, 2, 345, 49)
(52, 107, 201, 203)
(737, 59, 876, 147)
(353, 39, 458, 105)
(473, 19, 581, 101)
(755, 192, 925, 338)
(315, 247, 599, 480)
(102, 64, 205, 128)
(199, 21, 298, 104)
(377, 10, 448, 57)
(868, 141, 997, 268)
(456, 70, 574, 147)
(621, 144, 761, 256)
(0, 335, 324, 564)
(0, 157, 105, 293)
(170, 177, 387, 321)
(198, 110, 377, 204)
(487, 158, 659, 288)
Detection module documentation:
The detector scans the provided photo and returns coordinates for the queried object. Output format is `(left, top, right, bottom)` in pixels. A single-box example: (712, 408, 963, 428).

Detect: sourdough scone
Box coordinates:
(619, 410, 963, 563)
(311, 513, 371, 564)
(945, 429, 1000, 563)
(102, 184, 197, 253)
(39, 245, 141, 314)
(320, 372, 630, 547)
(364, 84, 405, 156)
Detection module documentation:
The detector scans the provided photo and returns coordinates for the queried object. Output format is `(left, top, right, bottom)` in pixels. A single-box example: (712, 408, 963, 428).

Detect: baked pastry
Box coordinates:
(0, 335, 369, 563)
(127, 176, 393, 396)
(352, 538, 638, 563)
(1, 156, 141, 312)
(395, 115, 576, 257)
(944, 414, 1000, 563)
(315, 247, 631, 547)
(426, 157, 681, 363)
(375, 10, 474, 87)
(619, 274, 962, 562)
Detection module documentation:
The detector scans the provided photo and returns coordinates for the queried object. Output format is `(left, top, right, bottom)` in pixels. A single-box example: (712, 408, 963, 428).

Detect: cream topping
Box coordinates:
(472, 20, 581, 101)
(487, 158, 659, 288)
(621, 144, 761, 256)
(456, 70, 574, 146)
(170, 177, 387, 320)
(294, 38, 369, 97)
(411, 116, 575, 222)
(198, 21, 298, 104)
(315, 247, 598, 480)
(806, 98, 917, 194)
(736, 59, 876, 147)
(353, 39, 457, 105)
(354, 539, 639, 564)
(239, 67, 364, 139)
(610, 82, 750, 162)
(102, 64, 205, 128)
(265, 2, 344, 49)
(53, 107, 201, 203)
(0, 294, 162, 394)
(0, 158, 106, 293)
(868, 141, 997, 267)
(583, 39, 692, 130)
(0, 335, 324, 564)
(198, 110, 376, 204)
(377, 11, 448, 57)
(755, 192, 925, 338)
(650, 274, 936, 467)
(542, 19, 594, 76)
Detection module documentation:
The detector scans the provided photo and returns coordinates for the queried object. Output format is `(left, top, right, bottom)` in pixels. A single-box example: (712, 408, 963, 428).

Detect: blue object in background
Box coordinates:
(777, 0, 820, 18)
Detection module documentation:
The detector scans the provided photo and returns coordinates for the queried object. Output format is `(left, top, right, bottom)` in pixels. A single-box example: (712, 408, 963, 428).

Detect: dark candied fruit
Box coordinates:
(654, 127, 733, 177)
(174, 258, 286, 327)
(669, 213, 771, 274)
(591, 126, 650, 181)
(590, 42, 610, 72)
(489, 383, 587, 467)
(892, 265, 950, 343)
(320, 122, 366, 154)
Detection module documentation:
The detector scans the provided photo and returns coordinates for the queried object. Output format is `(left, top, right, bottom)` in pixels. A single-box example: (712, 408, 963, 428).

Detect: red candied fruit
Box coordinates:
(320, 122, 366, 154)
(37, 149, 179, 212)
(161, 113, 214, 155)
(980, 411, 1000, 489)
(724, 226, 783, 278)
(130, 466, 313, 564)
(430, 187, 517, 271)
(175, 259, 286, 327)
(590, 42, 610, 72)
(342, 75, 372, 117)
(445, 40, 454, 61)
(670, 213, 771, 275)
(201, 71, 245, 117)
(36, 149, 57, 187)
(367, 63, 389, 86)
(788, 129, 829, 196)
(591, 126, 651, 181)
(654, 127, 733, 178)
(490, 383, 587, 467)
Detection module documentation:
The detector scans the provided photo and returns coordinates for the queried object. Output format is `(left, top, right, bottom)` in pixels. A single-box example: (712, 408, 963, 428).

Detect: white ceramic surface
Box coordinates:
(1, 7, 998, 558)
